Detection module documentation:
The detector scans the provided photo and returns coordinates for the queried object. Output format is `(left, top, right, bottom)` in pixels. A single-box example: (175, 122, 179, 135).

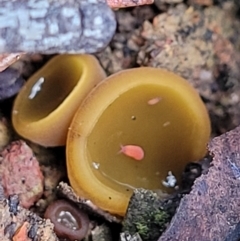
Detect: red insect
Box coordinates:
(118, 144, 144, 161)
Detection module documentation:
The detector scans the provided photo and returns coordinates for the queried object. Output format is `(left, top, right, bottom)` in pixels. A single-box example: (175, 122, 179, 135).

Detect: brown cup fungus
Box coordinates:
(12, 54, 106, 146)
(67, 68, 211, 216)
(44, 200, 89, 241)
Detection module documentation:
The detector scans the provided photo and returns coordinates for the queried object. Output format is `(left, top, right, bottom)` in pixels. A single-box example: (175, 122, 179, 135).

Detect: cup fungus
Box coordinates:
(12, 54, 106, 146)
(67, 67, 211, 216)
(44, 200, 89, 241)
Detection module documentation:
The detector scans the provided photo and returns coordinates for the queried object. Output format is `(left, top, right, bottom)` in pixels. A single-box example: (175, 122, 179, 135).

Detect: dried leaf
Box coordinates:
(0, 53, 24, 72)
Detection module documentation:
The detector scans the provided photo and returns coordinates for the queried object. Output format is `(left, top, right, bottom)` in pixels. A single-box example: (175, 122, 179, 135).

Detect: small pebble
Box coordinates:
(0, 68, 25, 100)
(0, 140, 44, 208)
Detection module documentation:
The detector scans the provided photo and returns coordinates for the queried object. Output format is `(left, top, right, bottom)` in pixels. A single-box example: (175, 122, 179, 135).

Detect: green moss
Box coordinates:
(154, 210, 170, 224)
(122, 189, 172, 241)
(135, 223, 149, 237)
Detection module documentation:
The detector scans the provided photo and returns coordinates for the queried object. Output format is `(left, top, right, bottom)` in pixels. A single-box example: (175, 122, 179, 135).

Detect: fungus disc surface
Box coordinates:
(67, 67, 211, 216)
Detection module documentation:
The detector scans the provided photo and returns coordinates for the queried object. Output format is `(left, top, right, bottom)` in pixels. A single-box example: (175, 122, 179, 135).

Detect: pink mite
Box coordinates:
(119, 144, 144, 161)
(147, 97, 161, 105)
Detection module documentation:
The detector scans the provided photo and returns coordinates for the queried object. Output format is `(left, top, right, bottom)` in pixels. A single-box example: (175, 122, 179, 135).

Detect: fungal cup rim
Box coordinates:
(12, 54, 106, 146)
(66, 67, 211, 216)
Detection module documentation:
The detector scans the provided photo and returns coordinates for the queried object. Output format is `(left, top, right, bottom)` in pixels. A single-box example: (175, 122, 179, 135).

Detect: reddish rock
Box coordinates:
(0, 140, 44, 208)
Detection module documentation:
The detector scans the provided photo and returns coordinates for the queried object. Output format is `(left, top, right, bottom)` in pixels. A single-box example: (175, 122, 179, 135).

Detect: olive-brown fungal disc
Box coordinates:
(67, 67, 210, 216)
(12, 54, 106, 146)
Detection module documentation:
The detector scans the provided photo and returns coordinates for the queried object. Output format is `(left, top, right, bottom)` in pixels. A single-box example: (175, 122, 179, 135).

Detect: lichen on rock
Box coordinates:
(0, 0, 116, 54)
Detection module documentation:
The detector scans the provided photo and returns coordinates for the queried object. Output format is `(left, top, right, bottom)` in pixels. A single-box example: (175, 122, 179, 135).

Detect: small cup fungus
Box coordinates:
(44, 200, 89, 241)
(67, 68, 211, 216)
(12, 54, 106, 146)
